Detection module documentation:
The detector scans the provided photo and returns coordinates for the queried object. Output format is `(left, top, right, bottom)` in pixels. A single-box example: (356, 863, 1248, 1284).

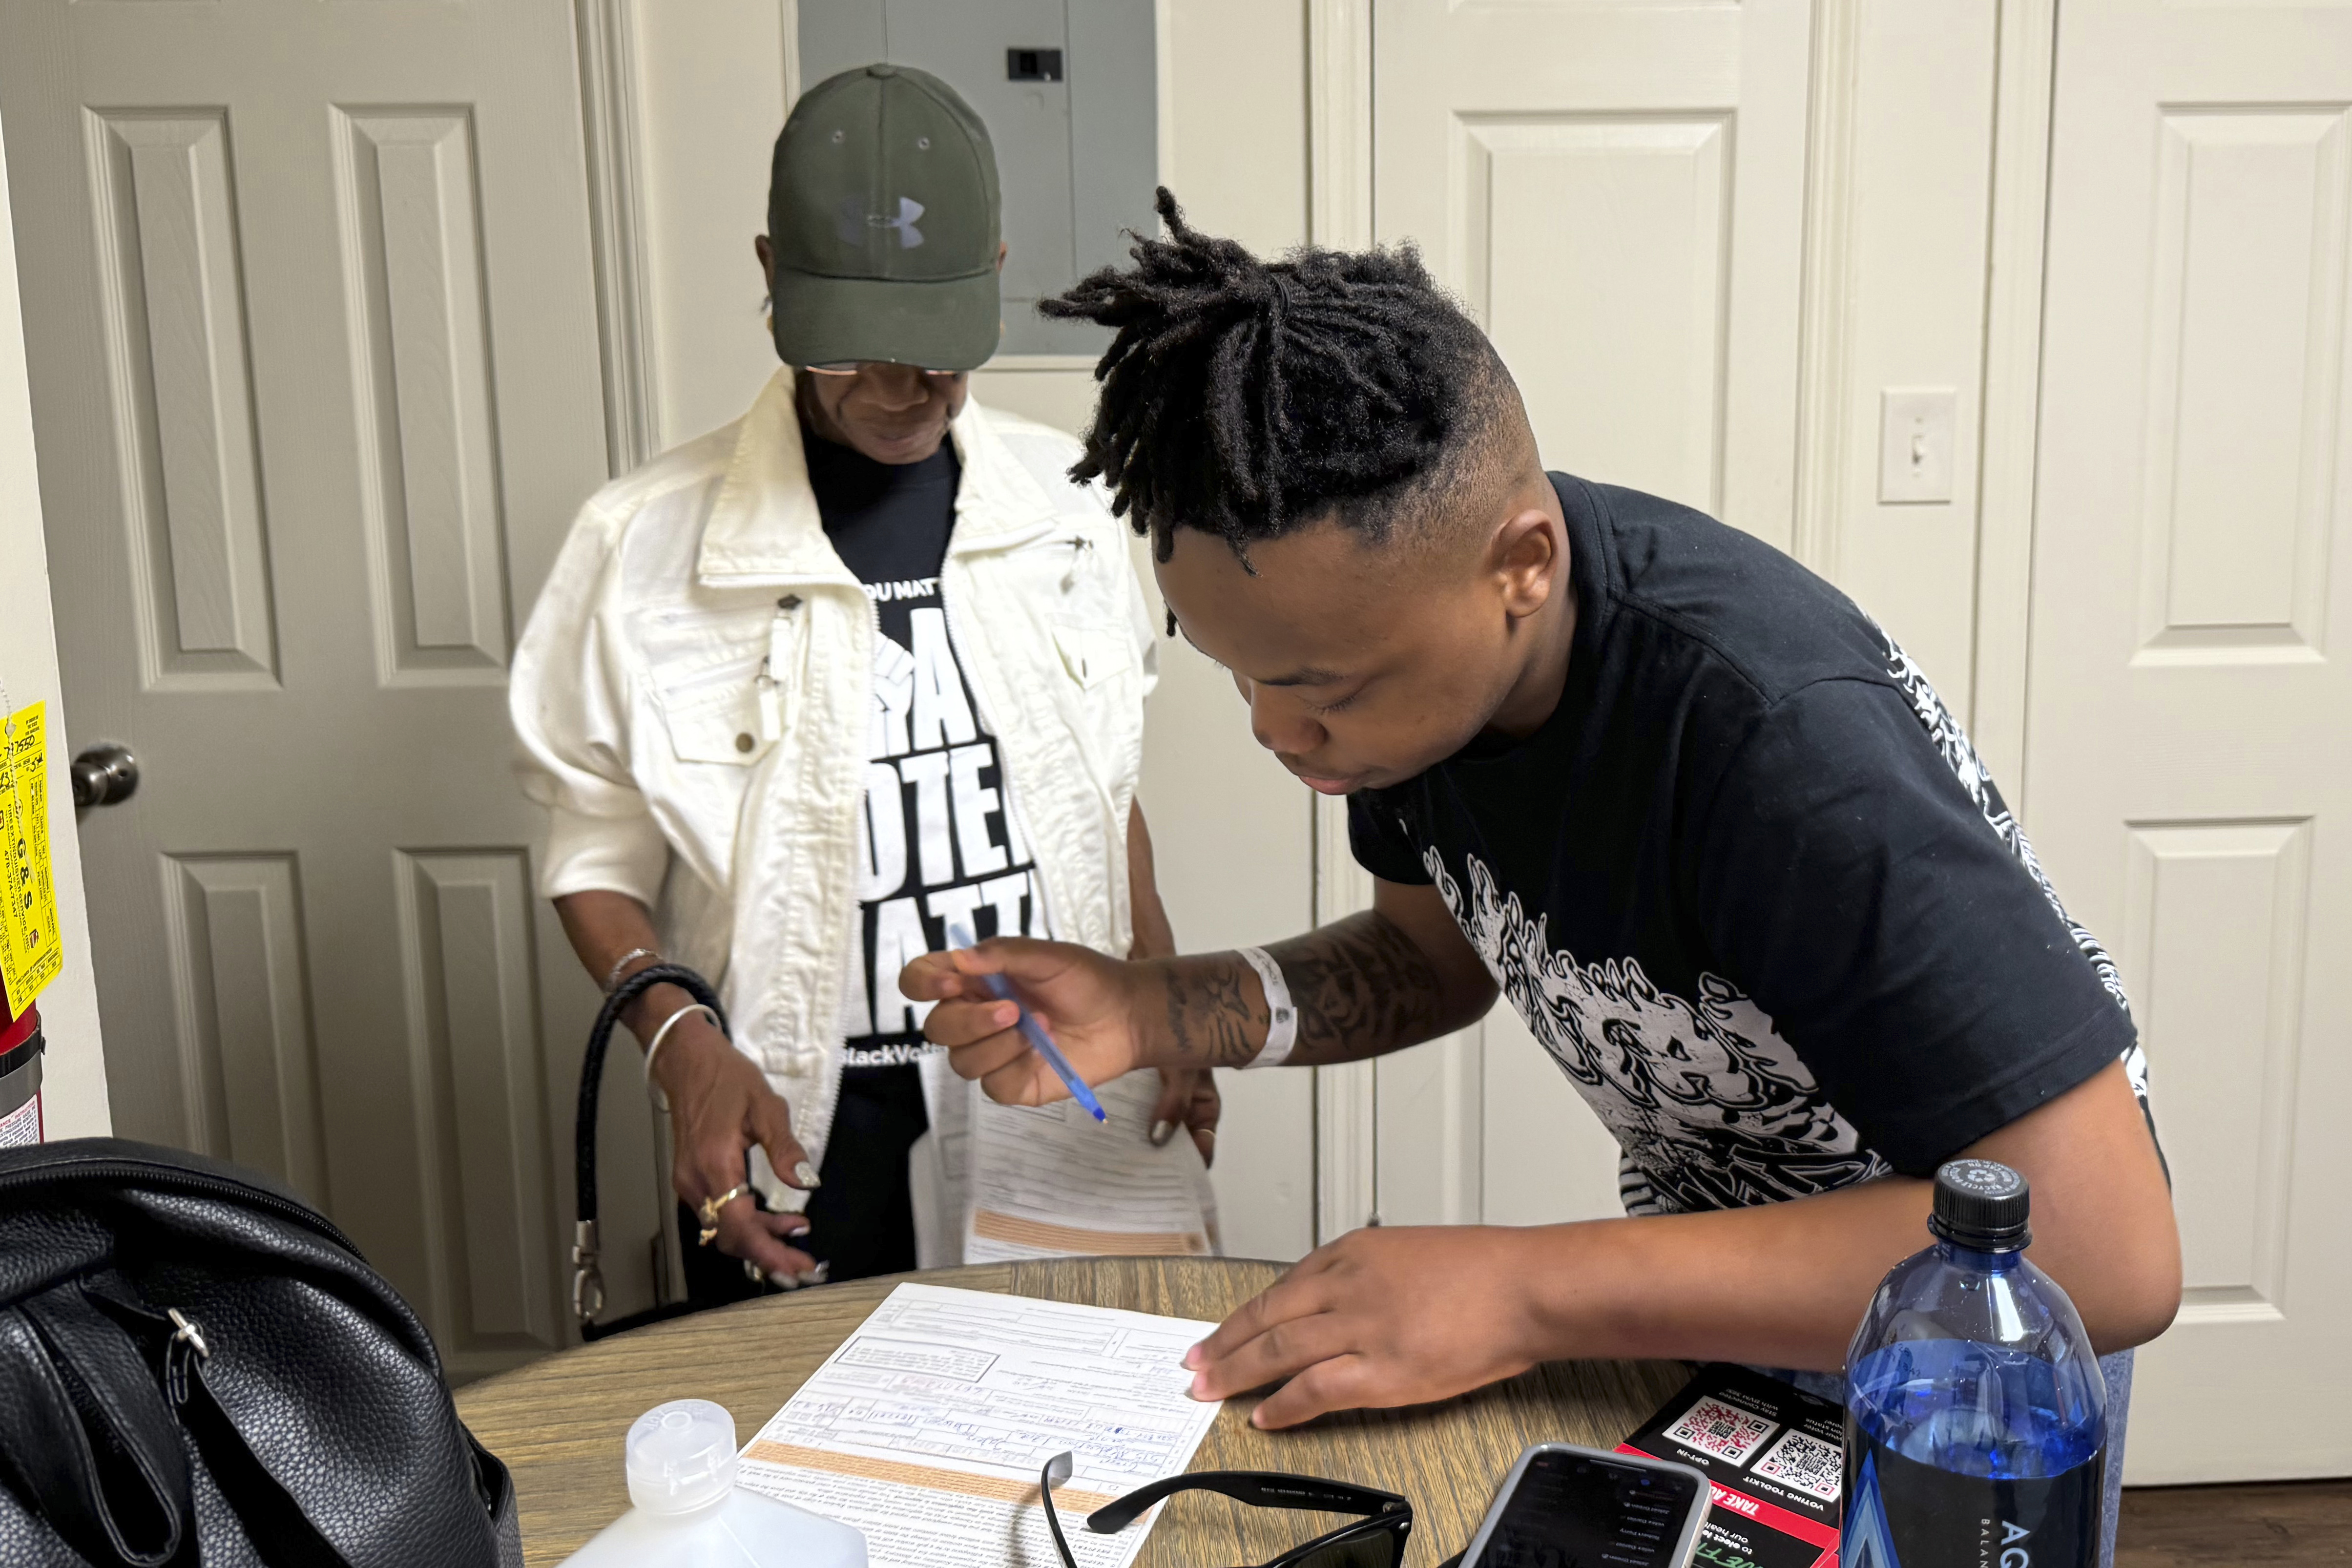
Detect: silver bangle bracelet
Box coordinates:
(643, 1002, 718, 1112)
(603, 946, 660, 993)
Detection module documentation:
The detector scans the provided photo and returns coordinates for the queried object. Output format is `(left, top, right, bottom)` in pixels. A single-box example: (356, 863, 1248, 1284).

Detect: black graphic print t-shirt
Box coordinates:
(805, 433, 1047, 1074)
(1349, 473, 2150, 1217)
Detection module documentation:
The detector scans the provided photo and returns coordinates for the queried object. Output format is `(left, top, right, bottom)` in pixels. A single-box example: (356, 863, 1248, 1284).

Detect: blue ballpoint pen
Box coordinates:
(943, 922, 1108, 1123)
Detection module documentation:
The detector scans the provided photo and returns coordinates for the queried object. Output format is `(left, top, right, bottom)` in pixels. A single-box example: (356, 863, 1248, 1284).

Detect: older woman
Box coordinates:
(512, 64, 1213, 1307)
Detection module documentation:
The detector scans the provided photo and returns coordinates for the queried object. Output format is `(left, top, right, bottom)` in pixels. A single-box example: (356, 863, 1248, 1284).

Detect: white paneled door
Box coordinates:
(1363, 0, 1814, 1232)
(1374, 0, 1811, 542)
(0, 0, 632, 1378)
(2027, 0, 2352, 1482)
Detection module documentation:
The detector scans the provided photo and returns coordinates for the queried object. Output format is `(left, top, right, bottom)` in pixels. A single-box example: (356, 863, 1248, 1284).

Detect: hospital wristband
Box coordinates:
(1234, 946, 1297, 1068)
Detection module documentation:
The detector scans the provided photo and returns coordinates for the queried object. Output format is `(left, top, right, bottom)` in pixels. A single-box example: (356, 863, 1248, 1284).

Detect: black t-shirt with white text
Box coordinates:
(1349, 473, 2150, 1216)
(805, 432, 1046, 1076)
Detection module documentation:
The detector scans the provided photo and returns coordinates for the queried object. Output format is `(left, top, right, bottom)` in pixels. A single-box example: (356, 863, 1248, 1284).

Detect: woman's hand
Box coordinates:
(650, 1007, 821, 1282)
(1150, 1068, 1221, 1167)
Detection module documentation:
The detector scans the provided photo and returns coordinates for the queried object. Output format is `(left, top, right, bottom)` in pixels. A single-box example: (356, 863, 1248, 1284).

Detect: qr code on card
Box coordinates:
(1752, 1427, 1843, 1502)
(1663, 1396, 1778, 1464)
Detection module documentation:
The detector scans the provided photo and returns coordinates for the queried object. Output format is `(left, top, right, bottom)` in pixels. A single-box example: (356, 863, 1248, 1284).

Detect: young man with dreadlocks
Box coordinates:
(902, 194, 2178, 1438)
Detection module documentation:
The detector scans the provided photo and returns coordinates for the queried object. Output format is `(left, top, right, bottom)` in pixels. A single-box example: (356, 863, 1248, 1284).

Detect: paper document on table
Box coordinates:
(737, 1282, 1223, 1568)
(965, 1070, 1217, 1261)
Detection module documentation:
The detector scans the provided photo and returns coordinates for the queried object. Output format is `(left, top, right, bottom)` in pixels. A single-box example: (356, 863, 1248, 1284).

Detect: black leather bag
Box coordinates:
(0, 1138, 522, 1568)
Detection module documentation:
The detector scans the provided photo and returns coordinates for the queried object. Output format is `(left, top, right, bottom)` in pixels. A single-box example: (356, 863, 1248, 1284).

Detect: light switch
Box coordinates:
(1878, 387, 1957, 504)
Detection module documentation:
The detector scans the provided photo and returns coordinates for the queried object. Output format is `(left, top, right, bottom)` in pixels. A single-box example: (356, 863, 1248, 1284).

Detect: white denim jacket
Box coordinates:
(511, 370, 1156, 1252)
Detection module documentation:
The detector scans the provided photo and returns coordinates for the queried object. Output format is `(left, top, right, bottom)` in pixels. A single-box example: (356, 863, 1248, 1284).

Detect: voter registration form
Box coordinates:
(737, 1283, 1223, 1568)
(965, 1070, 1217, 1263)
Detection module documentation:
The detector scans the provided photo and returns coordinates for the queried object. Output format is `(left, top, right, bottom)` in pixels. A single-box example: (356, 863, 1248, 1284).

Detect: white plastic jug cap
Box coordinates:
(624, 1399, 739, 1514)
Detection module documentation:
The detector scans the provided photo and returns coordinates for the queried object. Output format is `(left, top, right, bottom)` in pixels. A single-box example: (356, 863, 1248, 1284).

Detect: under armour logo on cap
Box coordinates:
(836, 195, 925, 250)
(770, 63, 998, 369)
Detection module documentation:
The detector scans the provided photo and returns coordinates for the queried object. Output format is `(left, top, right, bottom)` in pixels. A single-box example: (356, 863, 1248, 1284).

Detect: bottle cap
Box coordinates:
(624, 1399, 738, 1514)
(1930, 1159, 2032, 1251)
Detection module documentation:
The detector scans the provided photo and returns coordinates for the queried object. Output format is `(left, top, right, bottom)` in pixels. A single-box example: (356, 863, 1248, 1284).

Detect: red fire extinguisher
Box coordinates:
(0, 976, 43, 1147)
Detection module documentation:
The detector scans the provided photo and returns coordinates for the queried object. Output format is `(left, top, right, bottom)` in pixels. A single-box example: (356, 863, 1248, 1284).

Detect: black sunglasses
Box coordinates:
(1040, 1452, 1414, 1568)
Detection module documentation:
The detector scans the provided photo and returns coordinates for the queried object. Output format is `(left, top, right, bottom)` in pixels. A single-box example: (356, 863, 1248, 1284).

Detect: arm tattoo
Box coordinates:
(1148, 913, 1451, 1070)
(1267, 913, 1449, 1066)
(1160, 955, 1263, 1068)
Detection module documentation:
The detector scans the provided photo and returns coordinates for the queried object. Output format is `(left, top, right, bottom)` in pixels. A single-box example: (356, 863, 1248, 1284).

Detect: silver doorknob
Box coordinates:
(71, 743, 138, 809)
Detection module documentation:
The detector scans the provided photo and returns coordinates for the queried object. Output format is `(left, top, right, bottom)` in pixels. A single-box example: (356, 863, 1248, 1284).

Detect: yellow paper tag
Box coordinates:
(0, 703, 62, 1019)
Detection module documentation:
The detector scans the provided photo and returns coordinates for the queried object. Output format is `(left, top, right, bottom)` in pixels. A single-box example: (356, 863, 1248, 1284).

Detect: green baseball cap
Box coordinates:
(768, 64, 1002, 373)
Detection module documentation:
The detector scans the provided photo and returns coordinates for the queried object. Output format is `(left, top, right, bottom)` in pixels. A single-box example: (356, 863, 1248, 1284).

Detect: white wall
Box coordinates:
(633, 0, 794, 451)
(0, 111, 110, 1138)
(1806, 0, 2002, 719)
(626, 0, 1322, 1260)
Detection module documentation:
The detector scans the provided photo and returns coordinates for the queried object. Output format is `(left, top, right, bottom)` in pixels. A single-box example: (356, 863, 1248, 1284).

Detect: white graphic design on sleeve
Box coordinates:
(1431, 849, 1891, 1217)
(1874, 627, 2151, 1117)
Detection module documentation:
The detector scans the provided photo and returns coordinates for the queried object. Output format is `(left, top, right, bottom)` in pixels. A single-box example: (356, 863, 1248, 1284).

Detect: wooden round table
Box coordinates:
(456, 1257, 1691, 1568)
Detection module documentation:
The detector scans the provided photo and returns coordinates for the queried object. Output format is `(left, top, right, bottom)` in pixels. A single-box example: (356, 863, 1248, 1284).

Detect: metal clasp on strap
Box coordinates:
(571, 1220, 605, 1325)
(161, 1307, 211, 1407)
(167, 1308, 209, 1359)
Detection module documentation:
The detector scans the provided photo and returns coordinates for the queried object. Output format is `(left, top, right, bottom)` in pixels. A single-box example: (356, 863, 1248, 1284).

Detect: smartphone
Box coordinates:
(1457, 1442, 1711, 1568)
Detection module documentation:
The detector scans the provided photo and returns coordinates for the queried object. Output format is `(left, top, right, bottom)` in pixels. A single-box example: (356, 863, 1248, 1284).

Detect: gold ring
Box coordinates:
(695, 1183, 750, 1247)
(697, 1184, 749, 1226)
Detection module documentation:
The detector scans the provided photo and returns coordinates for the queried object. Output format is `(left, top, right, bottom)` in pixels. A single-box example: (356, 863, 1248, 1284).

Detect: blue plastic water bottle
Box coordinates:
(1841, 1160, 2106, 1568)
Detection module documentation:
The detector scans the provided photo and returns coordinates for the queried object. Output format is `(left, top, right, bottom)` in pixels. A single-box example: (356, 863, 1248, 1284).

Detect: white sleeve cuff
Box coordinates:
(539, 802, 670, 908)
